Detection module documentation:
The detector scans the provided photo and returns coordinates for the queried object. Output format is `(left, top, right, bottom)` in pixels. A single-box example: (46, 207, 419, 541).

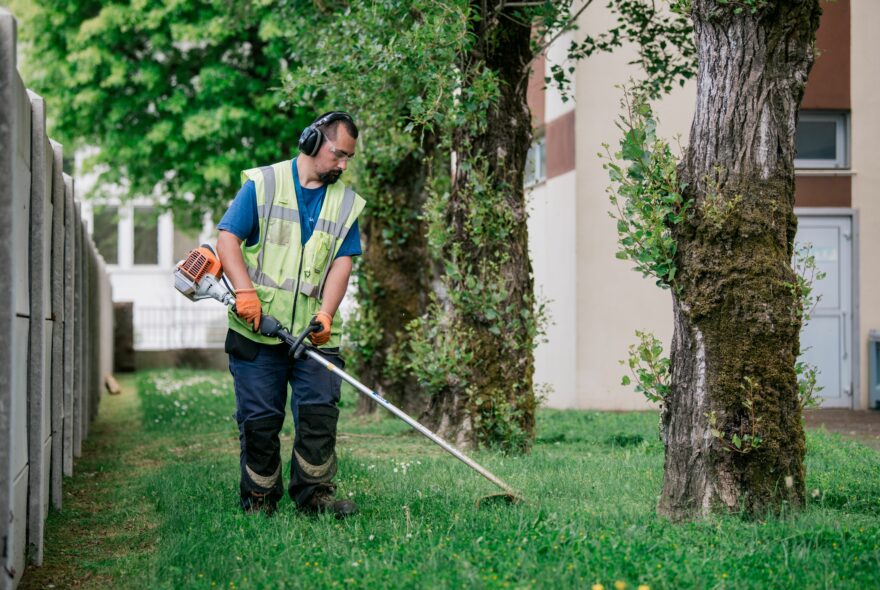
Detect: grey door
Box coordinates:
(795, 216, 854, 408)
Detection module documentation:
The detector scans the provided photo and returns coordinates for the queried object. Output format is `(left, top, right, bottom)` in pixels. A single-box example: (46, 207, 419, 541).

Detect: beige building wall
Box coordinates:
(529, 172, 578, 407)
(532, 1, 876, 410)
(851, 0, 880, 409)
(569, 7, 695, 410)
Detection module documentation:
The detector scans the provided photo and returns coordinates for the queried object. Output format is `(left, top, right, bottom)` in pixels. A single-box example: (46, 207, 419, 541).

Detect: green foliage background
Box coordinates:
(18, 0, 313, 228)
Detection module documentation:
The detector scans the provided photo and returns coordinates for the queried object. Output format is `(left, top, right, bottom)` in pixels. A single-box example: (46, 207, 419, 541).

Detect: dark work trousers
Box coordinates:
(228, 338, 344, 510)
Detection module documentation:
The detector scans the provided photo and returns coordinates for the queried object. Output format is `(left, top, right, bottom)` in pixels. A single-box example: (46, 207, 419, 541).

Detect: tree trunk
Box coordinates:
(420, 3, 537, 450)
(659, 0, 821, 520)
(356, 136, 436, 415)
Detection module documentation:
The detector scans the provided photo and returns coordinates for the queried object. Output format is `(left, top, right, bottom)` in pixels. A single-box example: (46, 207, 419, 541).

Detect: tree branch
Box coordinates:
(522, 0, 595, 78)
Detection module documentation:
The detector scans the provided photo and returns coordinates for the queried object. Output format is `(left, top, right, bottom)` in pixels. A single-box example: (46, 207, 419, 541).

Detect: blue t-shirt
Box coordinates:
(217, 160, 362, 258)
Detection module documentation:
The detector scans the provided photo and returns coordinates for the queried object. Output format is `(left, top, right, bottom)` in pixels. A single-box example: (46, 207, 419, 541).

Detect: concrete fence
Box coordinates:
(1, 10, 114, 589)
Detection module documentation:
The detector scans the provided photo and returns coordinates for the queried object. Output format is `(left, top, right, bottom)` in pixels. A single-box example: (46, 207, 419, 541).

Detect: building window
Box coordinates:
(795, 111, 848, 169)
(92, 205, 119, 265)
(525, 136, 547, 187)
(133, 206, 159, 265)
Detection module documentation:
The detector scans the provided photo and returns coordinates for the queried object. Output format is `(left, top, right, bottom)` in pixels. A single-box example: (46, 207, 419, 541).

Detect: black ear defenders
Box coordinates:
(298, 111, 354, 157)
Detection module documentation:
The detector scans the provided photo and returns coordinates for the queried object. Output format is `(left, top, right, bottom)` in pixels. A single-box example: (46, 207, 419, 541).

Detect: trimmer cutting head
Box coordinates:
(476, 492, 525, 508)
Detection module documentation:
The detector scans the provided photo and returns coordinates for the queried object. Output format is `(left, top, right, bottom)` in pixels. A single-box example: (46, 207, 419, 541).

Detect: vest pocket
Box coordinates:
(310, 235, 333, 275)
(254, 283, 276, 304)
(266, 219, 293, 247)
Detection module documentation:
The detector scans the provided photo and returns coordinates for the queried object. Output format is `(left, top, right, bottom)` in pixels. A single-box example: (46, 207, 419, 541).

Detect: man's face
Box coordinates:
(314, 126, 357, 185)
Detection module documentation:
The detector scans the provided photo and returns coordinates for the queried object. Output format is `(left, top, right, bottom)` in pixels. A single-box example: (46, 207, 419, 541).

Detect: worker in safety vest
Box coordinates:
(216, 112, 365, 518)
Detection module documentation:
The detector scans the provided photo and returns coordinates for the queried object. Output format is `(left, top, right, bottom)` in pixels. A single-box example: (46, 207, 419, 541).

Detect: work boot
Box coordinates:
(298, 486, 358, 520)
(242, 492, 277, 517)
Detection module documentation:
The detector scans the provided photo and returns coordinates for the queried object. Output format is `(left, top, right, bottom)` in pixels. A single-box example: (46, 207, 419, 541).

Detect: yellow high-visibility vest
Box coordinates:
(228, 159, 365, 347)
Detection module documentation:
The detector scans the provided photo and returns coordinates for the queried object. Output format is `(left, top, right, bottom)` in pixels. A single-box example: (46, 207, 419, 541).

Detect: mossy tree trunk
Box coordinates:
(356, 136, 437, 415)
(420, 3, 537, 450)
(659, 0, 821, 520)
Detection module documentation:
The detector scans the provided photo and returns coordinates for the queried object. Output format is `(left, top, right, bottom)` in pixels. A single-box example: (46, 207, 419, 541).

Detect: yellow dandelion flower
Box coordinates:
(638, 586, 650, 590)
(615, 582, 627, 590)
(592, 584, 605, 590)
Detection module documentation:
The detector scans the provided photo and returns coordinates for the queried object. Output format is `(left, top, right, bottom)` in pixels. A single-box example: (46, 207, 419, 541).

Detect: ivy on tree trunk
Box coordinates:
(355, 135, 438, 415)
(413, 2, 538, 451)
(659, 0, 821, 519)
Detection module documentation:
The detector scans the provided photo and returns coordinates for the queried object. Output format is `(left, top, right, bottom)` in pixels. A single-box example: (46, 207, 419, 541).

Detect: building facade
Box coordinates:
(528, 0, 879, 410)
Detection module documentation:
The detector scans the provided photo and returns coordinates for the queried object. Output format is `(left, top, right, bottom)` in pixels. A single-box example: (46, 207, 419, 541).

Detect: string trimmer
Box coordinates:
(174, 244, 523, 506)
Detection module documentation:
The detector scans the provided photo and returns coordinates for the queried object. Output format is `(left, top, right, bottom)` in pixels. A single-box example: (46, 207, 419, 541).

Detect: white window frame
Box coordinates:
(525, 135, 547, 187)
(795, 111, 849, 170)
(82, 198, 174, 270)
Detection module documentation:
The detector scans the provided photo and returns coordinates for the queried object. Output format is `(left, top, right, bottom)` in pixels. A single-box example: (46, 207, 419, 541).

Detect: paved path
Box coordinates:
(804, 409, 880, 450)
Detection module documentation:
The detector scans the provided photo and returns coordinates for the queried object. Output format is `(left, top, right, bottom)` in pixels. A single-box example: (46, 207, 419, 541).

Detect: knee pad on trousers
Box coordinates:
(291, 404, 339, 486)
(242, 416, 284, 493)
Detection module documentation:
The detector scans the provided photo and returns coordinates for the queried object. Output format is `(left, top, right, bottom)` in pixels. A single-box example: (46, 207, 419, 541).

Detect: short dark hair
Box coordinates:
(319, 115, 359, 141)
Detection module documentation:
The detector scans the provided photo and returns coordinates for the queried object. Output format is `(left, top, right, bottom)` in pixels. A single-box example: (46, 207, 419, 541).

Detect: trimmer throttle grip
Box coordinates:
(258, 315, 284, 338)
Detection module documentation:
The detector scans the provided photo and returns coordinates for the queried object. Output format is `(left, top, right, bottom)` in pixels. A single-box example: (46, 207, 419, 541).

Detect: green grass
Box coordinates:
(24, 369, 880, 590)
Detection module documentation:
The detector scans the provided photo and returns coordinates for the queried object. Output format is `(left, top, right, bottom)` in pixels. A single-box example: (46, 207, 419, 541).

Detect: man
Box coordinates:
(216, 112, 366, 518)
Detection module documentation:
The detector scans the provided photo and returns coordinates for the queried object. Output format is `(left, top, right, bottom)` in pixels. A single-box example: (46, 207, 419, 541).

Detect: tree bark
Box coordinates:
(356, 136, 436, 415)
(421, 3, 537, 450)
(659, 0, 821, 520)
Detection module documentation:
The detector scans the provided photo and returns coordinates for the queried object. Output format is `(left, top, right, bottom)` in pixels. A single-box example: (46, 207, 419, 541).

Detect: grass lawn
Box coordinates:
(22, 369, 880, 590)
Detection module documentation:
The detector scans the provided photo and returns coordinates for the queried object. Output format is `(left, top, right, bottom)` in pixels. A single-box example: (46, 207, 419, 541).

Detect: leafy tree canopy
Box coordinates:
(18, 0, 313, 228)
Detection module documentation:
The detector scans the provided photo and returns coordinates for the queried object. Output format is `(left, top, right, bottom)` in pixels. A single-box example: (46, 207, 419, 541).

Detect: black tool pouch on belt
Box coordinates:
(225, 329, 261, 361)
(291, 404, 340, 488)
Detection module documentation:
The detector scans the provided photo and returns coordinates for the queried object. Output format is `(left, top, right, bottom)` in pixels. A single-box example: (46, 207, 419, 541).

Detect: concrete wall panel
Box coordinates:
(73, 206, 83, 457)
(62, 175, 75, 477)
(9, 457, 27, 588)
(0, 9, 17, 588)
(1, 11, 110, 582)
(100, 265, 114, 381)
(50, 141, 64, 509)
(1, 10, 30, 587)
(27, 89, 51, 566)
(12, 71, 30, 319)
(6, 317, 31, 587)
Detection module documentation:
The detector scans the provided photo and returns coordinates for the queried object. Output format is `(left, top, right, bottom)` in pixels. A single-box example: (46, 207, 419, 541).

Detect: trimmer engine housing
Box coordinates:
(174, 244, 234, 305)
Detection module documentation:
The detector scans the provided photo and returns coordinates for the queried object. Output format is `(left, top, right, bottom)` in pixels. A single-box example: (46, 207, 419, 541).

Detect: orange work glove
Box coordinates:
(309, 311, 332, 345)
(234, 288, 262, 331)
